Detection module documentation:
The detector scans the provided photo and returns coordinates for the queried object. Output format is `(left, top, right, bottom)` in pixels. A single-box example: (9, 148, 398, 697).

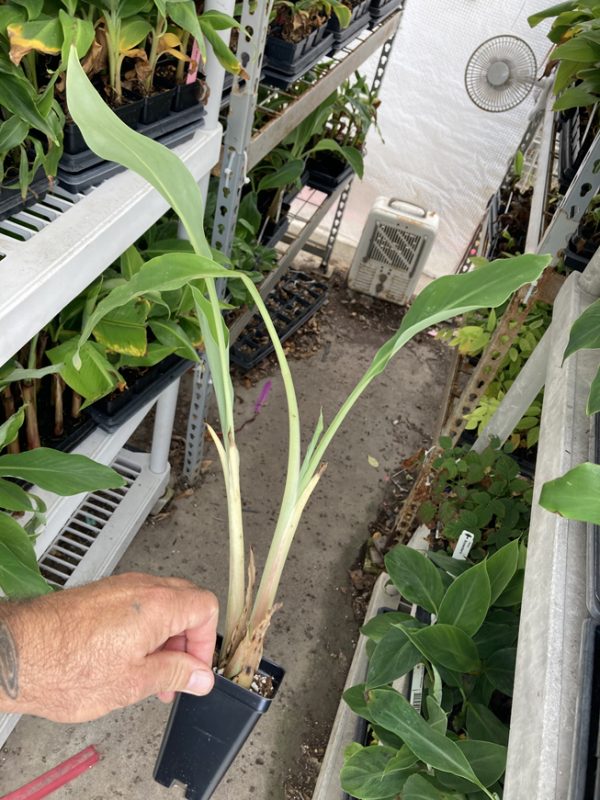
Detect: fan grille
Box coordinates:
(465, 35, 537, 113)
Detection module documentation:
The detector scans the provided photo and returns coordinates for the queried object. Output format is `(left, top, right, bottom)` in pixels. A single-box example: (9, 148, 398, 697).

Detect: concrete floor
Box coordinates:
(0, 282, 451, 799)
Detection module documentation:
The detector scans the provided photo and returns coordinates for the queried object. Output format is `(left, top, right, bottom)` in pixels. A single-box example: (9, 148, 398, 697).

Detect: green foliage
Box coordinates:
(343, 539, 525, 799)
(0, 408, 124, 598)
(418, 438, 533, 555)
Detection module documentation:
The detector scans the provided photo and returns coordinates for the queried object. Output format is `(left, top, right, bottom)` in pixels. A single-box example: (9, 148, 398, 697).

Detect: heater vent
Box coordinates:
(348, 198, 438, 305)
(39, 456, 141, 587)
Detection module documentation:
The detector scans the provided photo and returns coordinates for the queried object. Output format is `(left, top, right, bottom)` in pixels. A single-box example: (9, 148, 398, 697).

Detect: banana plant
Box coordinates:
(0, 405, 125, 598)
(65, 45, 552, 687)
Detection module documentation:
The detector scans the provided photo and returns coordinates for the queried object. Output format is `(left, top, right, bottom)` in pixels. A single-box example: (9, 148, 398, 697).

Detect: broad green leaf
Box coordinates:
(553, 37, 600, 62)
(385, 545, 445, 613)
(528, 1, 577, 27)
(455, 740, 507, 787)
(425, 695, 448, 735)
(119, 17, 151, 50)
(7, 17, 62, 65)
(406, 625, 480, 674)
(473, 622, 517, 661)
(47, 340, 122, 404)
(58, 10, 95, 63)
(149, 319, 200, 362)
(344, 683, 374, 723)
(588, 368, 600, 415)
(540, 463, 600, 524)
(484, 648, 517, 696)
(401, 774, 453, 799)
(437, 560, 490, 636)
(0, 449, 125, 494)
(117, 342, 174, 368)
(564, 298, 600, 359)
(554, 85, 598, 110)
(0, 60, 57, 141)
(0, 407, 25, 450)
(199, 10, 240, 30)
(67, 49, 211, 259)
(428, 550, 471, 578)
(93, 300, 149, 356)
(199, 15, 244, 74)
(360, 610, 414, 642)
(257, 159, 305, 192)
(0, 116, 28, 153)
(120, 244, 145, 280)
(493, 570, 524, 607)
(466, 703, 510, 746)
(485, 539, 519, 604)
(366, 623, 423, 689)
(0, 478, 35, 512)
(0, 535, 51, 597)
(366, 689, 483, 790)
(340, 745, 413, 799)
(310, 139, 364, 178)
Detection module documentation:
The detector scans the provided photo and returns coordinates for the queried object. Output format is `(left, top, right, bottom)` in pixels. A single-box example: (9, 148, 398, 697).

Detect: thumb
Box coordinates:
(141, 650, 215, 700)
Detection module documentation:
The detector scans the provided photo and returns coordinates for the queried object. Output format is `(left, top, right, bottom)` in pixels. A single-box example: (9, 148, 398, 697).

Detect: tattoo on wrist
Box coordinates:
(0, 620, 18, 700)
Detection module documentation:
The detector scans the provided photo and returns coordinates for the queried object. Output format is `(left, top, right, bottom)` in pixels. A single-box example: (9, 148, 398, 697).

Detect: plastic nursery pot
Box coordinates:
(173, 80, 202, 113)
(368, 0, 403, 27)
(0, 168, 50, 222)
(327, 0, 371, 50)
(154, 649, 285, 800)
(306, 156, 354, 194)
(141, 88, 177, 125)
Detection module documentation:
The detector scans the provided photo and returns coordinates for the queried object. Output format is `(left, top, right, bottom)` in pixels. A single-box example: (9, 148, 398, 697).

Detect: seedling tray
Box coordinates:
(262, 32, 335, 89)
(57, 116, 204, 193)
(368, 0, 403, 27)
(88, 355, 194, 433)
(231, 271, 328, 370)
(328, 0, 371, 50)
(0, 173, 50, 223)
(306, 159, 354, 194)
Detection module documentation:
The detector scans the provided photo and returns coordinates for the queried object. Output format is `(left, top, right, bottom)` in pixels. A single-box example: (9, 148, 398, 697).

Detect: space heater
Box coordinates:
(348, 198, 439, 305)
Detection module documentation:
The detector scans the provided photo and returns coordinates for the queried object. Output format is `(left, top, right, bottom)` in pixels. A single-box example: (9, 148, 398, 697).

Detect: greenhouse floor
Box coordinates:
(0, 272, 452, 800)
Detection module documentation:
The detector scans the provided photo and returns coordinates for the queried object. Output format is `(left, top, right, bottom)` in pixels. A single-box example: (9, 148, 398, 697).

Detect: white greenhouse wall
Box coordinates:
(329, 0, 553, 282)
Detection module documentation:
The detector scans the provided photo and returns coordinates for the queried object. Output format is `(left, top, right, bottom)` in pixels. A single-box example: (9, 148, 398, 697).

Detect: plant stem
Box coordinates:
(1, 387, 20, 454)
(146, 14, 166, 94)
(176, 32, 191, 84)
(71, 391, 82, 419)
(53, 374, 64, 437)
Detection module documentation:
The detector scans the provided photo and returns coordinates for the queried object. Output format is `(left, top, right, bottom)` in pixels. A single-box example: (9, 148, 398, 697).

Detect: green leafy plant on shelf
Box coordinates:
(341, 538, 526, 800)
(269, 0, 351, 42)
(0, 405, 125, 597)
(64, 44, 551, 686)
(529, 0, 600, 111)
(418, 437, 533, 559)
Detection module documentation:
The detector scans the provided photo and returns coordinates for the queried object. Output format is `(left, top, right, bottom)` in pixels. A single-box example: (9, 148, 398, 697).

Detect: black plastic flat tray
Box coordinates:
(368, 0, 403, 26)
(88, 355, 194, 433)
(231, 271, 328, 371)
(262, 33, 335, 89)
(328, 1, 371, 50)
(57, 119, 203, 193)
(0, 174, 50, 223)
(306, 161, 354, 194)
(569, 620, 600, 799)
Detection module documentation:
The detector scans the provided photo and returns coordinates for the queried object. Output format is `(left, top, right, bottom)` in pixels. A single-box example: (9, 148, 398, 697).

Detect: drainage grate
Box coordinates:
(38, 455, 142, 587)
(0, 186, 88, 254)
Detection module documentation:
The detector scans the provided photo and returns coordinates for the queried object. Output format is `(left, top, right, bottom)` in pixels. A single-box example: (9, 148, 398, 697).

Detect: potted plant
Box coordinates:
(368, 0, 403, 28)
(263, 0, 351, 87)
(327, 0, 371, 51)
(64, 44, 551, 799)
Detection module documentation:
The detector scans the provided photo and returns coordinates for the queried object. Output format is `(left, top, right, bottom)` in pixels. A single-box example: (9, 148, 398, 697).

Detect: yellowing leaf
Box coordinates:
(368, 455, 379, 468)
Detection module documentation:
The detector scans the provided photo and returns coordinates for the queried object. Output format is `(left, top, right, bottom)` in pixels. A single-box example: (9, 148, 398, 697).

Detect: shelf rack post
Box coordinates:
(150, 378, 181, 474)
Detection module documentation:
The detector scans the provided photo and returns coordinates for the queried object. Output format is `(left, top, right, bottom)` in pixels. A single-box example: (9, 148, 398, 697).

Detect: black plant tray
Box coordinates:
(43, 415, 97, 454)
(88, 355, 194, 433)
(558, 108, 595, 194)
(368, 0, 403, 26)
(154, 642, 284, 800)
(0, 172, 50, 223)
(564, 233, 599, 272)
(59, 104, 206, 175)
(231, 271, 329, 371)
(328, 0, 371, 50)
(261, 214, 290, 247)
(262, 31, 335, 89)
(306, 159, 354, 194)
(57, 115, 204, 193)
(569, 620, 600, 799)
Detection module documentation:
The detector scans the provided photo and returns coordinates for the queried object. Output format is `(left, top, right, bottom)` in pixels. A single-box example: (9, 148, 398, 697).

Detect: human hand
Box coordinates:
(0, 572, 218, 722)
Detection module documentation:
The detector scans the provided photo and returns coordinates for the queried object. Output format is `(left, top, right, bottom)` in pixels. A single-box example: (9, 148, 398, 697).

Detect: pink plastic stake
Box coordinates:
(187, 39, 201, 84)
(254, 379, 273, 415)
(0, 745, 100, 800)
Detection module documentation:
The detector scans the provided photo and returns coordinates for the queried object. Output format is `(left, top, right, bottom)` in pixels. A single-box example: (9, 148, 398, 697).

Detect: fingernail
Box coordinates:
(185, 670, 214, 695)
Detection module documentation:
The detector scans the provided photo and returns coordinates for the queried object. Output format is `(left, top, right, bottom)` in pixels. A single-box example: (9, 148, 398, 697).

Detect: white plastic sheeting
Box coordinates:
(334, 0, 552, 281)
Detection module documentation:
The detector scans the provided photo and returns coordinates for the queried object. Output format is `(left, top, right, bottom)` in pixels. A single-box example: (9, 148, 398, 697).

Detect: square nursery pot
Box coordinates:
(327, 0, 371, 50)
(63, 95, 144, 156)
(0, 168, 50, 222)
(173, 80, 204, 112)
(141, 87, 177, 125)
(306, 156, 354, 194)
(564, 233, 599, 273)
(262, 27, 335, 88)
(154, 649, 285, 800)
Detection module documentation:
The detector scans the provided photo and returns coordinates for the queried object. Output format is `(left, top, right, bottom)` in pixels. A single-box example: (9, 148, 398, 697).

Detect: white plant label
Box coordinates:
(453, 530, 475, 561)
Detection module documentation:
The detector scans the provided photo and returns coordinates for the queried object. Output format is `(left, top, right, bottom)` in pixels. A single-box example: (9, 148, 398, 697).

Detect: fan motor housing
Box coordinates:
(348, 197, 439, 305)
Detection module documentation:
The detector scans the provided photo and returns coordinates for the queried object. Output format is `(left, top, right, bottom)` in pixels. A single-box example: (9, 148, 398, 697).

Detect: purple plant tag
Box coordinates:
(254, 380, 273, 415)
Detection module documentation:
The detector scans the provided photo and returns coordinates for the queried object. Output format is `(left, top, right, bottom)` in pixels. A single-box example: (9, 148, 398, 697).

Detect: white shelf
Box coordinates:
(0, 449, 169, 749)
(0, 124, 222, 365)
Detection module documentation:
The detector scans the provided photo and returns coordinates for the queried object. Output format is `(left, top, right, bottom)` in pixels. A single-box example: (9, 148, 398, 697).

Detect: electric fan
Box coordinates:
(465, 35, 537, 112)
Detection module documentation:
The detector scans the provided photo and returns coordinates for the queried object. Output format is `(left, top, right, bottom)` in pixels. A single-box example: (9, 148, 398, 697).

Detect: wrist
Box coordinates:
(0, 601, 23, 715)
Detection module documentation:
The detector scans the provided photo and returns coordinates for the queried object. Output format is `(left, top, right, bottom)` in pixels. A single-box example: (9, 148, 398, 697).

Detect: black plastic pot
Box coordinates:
(368, 0, 403, 27)
(557, 108, 597, 194)
(231, 271, 328, 370)
(261, 213, 290, 247)
(63, 95, 143, 156)
(88, 355, 194, 433)
(173, 80, 203, 112)
(328, 0, 371, 50)
(154, 650, 285, 800)
(141, 88, 177, 125)
(306, 156, 354, 194)
(57, 105, 205, 192)
(262, 27, 335, 89)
